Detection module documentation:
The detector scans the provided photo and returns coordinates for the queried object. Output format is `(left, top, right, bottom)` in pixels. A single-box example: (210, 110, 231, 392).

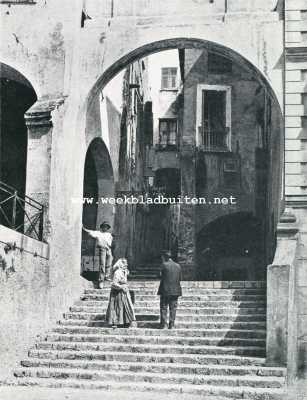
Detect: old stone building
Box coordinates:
(0, 0, 307, 398)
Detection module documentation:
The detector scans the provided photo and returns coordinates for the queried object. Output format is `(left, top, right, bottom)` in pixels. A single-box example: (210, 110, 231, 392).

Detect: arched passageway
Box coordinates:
(0, 63, 37, 231)
(81, 138, 114, 281)
(196, 212, 264, 281)
(83, 38, 284, 280)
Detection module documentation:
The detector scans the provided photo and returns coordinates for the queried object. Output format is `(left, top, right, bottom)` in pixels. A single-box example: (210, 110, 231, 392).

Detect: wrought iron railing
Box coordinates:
(0, 180, 44, 241)
(198, 126, 229, 151)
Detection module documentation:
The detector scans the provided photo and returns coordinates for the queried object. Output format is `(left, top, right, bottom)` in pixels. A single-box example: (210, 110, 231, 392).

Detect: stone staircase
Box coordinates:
(14, 281, 287, 399)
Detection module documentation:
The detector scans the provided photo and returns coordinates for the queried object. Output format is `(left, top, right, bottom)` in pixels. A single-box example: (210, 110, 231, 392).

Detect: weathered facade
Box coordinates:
(0, 0, 306, 396)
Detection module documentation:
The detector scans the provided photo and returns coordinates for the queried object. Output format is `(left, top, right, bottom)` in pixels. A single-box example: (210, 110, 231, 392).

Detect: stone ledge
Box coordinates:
(25, 97, 66, 128)
(0, 225, 49, 259)
(286, 46, 307, 62)
(286, 196, 307, 208)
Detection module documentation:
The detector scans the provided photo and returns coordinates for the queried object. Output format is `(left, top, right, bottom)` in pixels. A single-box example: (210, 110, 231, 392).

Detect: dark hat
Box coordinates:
(100, 221, 111, 229)
(161, 250, 172, 260)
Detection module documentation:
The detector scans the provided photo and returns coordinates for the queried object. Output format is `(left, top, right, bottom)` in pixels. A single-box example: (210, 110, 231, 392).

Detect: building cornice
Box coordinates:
(25, 97, 66, 128)
(286, 46, 307, 63)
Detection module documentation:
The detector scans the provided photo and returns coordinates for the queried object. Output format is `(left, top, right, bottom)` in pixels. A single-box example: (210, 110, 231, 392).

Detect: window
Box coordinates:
(196, 85, 231, 151)
(161, 68, 178, 90)
(158, 119, 177, 148)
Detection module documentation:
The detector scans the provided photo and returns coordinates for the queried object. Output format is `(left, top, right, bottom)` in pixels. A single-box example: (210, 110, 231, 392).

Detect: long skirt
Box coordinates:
(106, 288, 136, 326)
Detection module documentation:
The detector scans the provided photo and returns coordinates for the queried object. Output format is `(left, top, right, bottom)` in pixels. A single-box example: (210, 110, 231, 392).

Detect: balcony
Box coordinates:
(198, 126, 230, 152)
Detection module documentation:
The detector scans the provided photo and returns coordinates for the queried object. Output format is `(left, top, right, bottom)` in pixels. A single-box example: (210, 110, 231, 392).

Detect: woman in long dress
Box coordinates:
(106, 258, 137, 328)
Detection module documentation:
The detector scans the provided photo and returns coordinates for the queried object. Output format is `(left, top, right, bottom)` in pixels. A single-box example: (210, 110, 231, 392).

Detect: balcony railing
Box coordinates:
(198, 126, 229, 152)
(0, 180, 44, 241)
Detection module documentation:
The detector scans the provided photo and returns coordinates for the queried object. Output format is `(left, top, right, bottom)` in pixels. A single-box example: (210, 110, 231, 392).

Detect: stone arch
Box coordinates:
(81, 37, 284, 279)
(196, 212, 264, 281)
(87, 38, 283, 114)
(0, 61, 40, 97)
(0, 62, 37, 230)
(81, 137, 114, 281)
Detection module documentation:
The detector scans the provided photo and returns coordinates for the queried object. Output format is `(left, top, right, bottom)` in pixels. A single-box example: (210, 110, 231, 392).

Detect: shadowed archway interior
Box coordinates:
(81, 137, 114, 281)
(0, 62, 37, 231)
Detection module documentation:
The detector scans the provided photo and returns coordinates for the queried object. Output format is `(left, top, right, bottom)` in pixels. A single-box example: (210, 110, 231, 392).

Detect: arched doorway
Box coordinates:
(196, 212, 264, 281)
(0, 63, 37, 231)
(81, 138, 114, 281)
(83, 38, 284, 281)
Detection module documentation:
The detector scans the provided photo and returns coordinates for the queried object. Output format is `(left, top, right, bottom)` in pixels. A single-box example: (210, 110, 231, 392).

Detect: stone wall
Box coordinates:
(179, 48, 284, 278)
(284, 0, 307, 390)
(293, 208, 307, 376)
(0, 225, 49, 380)
(183, 48, 283, 234)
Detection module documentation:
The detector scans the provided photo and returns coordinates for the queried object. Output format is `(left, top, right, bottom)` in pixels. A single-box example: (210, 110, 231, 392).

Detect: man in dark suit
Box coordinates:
(157, 250, 182, 329)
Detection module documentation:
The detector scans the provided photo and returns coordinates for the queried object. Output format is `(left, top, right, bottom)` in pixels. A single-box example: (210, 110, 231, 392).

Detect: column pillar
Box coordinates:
(266, 209, 299, 377)
(25, 97, 65, 242)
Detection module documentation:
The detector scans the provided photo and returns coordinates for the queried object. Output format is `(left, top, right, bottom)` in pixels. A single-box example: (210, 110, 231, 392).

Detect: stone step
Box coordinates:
(84, 289, 267, 297)
(130, 273, 159, 276)
(35, 341, 266, 357)
(63, 312, 267, 322)
(125, 281, 266, 288)
(14, 367, 284, 389)
(75, 300, 267, 308)
(19, 359, 286, 378)
(130, 275, 160, 279)
(11, 377, 285, 399)
(58, 319, 266, 330)
(130, 272, 160, 276)
(69, 305, 267, 315)
(44, 333, 266, 347)
(85, 282, 266, 288)
(52, 326, 267, 339)
(87, 289, 269, 296)
(84, 284, 266, 291)
(81, 294, 267, 301)
(28, 349, 268, 367)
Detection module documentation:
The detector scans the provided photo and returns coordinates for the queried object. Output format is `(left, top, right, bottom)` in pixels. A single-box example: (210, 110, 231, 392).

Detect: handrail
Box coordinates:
(0, 180, 44, 241)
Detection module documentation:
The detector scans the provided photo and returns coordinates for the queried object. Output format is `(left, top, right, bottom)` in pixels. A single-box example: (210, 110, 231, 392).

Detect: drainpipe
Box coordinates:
(223, 0, 228, 22)
(111, 0, 114, 18)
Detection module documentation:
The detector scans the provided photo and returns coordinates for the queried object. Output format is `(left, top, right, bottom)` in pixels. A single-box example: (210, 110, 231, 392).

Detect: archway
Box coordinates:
(81, 137, 114, 281)
(196, 212, 264, 281)
(83, 38, 284, 280)
(0, 63, 37, 231)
